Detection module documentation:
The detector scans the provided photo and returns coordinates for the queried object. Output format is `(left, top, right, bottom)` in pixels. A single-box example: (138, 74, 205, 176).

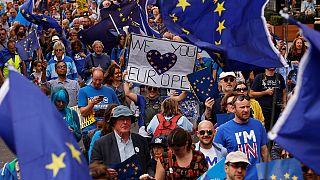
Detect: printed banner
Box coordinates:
(126, 34, 197, 90)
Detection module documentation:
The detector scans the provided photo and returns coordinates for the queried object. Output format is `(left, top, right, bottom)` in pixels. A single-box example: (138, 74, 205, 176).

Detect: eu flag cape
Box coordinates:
(269, 14, 320, 174)
(159, 0, 287, 71)
(0, 70, 91, 179)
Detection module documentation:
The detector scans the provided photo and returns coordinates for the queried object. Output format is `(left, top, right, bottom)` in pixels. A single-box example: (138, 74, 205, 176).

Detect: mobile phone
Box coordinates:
(98, 95, 104, 99)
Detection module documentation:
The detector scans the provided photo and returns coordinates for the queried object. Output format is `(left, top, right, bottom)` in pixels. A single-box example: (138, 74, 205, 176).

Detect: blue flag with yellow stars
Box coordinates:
(187, 67, 219, 102)
(109, 154, 142, 179)
(269, 13, 320, 174)
(20, 0, 62, 33)
(256, 158, 303, 180)
(0, 70, 91, 179)
(100, 0, 160, 37)
(159, 0, 287, 71)
(16, 31, 40, 61)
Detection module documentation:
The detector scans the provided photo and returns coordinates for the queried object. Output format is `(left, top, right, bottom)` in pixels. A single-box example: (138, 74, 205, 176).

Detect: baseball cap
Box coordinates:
(225, 151, 250, 164)
(52, 35, 60, 42)
(108, 105, 135, 125)
(219, 72, 236, 79)
(150, 136, 168, 148)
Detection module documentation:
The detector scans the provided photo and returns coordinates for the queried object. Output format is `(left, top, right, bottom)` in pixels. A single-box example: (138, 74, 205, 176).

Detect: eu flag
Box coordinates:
(159, 0, 287, 71)
(16, 31, 40, 61)
(269, 14, 320, 174)
(109, 154, 142, 179)
(187, 67, 219, 102)
(100, 0, 160, 37)
(0, 70, 91, 179)
(256, 158, 303, 180)
(20, 0, 62, 33)
(82, 19, 117, 54)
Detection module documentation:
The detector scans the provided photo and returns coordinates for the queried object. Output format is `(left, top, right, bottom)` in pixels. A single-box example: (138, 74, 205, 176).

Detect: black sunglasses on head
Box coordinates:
(233, 95, 250, 103)
(199, 130, 213, 136)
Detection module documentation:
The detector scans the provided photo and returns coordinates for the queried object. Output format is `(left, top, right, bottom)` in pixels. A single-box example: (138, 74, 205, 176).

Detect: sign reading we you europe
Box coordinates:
(126, 34, 197, 90)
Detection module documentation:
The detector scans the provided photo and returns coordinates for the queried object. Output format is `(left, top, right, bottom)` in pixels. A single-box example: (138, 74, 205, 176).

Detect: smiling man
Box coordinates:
(90, 105, 151, 178)
(195, 120, 227, 168)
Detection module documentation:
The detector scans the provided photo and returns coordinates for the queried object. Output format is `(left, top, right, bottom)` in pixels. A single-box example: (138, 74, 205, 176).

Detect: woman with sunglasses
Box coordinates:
(155, 128, 208, 179)
(235, 82, 265, 125)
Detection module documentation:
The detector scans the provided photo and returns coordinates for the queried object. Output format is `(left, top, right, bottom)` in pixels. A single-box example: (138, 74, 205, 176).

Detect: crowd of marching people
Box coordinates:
(0, 0, 320, 179)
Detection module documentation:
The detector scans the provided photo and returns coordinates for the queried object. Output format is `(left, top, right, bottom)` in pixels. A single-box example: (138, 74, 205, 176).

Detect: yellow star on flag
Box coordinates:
(42, 17, 47, 21)
(176, 0, 191, 11)
(271, 174, 277, 180)
(214, 2, 226, 16)
(22, 9, 25, 13)
(216, 20, 226, 35)
(215, 40, 221, 45)
(45, 152, 66, 177)
(292, 175, 298, 180)
(126, 164, 130, 167)
(284, 173, 290, 179)
(66, 143, 82, 164)
(181, 28, 190, 34)
(119, 13, 123, 17)
(169, 14, 178, 23)
(26, 14, 30, 18)
(117, 7, 121, 11)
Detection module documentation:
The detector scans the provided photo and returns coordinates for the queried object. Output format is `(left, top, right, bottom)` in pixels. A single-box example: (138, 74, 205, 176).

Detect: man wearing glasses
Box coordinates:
(224, 151, 250, 180)
(214, 95, 269, 179)
(195, 120, 227, 168)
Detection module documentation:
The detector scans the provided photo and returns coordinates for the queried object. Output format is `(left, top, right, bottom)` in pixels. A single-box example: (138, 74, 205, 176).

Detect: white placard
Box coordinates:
(126, 34, 197, 90)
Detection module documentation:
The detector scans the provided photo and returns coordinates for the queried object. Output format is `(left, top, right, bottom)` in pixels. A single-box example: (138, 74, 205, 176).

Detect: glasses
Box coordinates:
(223, 77, 235, 83)
(233, 95, 250, 102)
(55, 49, 63, 52)
(228, 162, 248, 170)
(199, 130, 213, 136)
(235, 87, 248, 92)
(148, 87, 158, 91)
(57, 65, 66, 69)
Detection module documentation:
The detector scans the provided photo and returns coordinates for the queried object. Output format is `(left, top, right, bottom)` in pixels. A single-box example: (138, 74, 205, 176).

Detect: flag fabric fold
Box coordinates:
(159, 0, 287, 71)
(0, 70, 91, 179)
(268, 14, 320, 174)
(16, 31, 40, 61)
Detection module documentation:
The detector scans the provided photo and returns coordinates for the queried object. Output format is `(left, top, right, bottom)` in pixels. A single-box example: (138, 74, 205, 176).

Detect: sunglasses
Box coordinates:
(234, 95, 250, 102)
(148, 87, 158, 91)
(228, 162, 248, 170)
(199, 130, 213, 136)
(223, 77, 235, 83)
(235, 87, 248, 92)
(57, 65, 66, 69)
(55, 49, 63, 52)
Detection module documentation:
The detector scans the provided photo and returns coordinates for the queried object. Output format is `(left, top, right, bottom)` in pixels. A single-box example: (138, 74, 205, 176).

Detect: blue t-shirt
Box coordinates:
(214, 118, 268, 180)
(78, 85, 120, 132)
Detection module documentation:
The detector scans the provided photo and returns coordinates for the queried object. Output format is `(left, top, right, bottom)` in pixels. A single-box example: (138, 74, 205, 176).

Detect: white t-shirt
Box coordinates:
(199, 146, 218, 168)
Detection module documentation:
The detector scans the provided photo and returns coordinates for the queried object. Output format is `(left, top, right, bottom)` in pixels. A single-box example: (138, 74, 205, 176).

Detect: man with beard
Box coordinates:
(195, 120, 227, 168)
(214, 95, 269, 180)
(224, 151, 250, 180)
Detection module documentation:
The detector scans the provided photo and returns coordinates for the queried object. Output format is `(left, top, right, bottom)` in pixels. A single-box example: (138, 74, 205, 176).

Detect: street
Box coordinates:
(0, 138, 15, 168)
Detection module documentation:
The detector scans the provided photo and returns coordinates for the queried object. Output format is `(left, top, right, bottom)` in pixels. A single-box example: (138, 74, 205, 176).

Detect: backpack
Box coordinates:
(153, 114, 181, 136)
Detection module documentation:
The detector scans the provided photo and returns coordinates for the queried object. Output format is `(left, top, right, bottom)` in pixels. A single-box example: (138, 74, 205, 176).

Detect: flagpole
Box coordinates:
(109, 14, 120, 35)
